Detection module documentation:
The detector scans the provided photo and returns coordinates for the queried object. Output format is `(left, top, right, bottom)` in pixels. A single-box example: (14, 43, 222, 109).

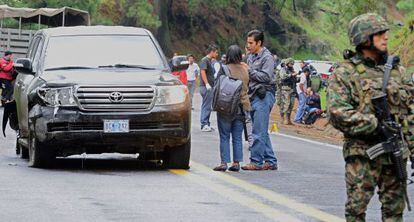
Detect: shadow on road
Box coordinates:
(44, 157, 166, 172)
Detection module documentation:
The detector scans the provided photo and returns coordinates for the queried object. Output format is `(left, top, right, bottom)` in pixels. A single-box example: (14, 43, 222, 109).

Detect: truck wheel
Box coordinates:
(28, 133, 55, 168)
(163, 139, 191, 169)
(16, 139, 29, 159)
(15, 139, 20, 155)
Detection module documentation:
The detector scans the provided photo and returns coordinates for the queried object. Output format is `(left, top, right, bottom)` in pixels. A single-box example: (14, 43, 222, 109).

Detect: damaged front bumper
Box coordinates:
(28, 104, 191, 157)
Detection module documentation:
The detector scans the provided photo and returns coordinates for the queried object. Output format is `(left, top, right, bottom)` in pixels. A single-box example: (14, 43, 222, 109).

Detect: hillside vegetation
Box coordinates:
(1, 0, 413, 67)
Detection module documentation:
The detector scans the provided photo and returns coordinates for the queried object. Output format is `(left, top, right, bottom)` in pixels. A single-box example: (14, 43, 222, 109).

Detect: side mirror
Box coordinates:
(14, 58, 34, 75)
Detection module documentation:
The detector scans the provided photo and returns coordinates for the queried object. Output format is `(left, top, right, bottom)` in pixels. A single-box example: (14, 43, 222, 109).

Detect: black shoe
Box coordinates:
(228, 163, 240, 172)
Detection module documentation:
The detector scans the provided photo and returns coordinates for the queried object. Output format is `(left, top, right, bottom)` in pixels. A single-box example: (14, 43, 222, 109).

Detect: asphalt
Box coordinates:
(0, 94, 413, 222)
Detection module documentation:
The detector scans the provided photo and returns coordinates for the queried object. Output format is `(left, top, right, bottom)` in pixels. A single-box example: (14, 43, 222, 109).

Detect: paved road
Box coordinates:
(0, 95, 413, 222)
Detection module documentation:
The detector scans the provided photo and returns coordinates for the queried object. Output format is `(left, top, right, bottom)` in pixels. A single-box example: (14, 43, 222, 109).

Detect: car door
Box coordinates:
(15, 35, 43, 138)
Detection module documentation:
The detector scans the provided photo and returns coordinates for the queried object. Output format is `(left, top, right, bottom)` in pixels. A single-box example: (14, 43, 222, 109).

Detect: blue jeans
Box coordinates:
(0, 79, 13, 101)
(199, 85, 213, 129)
(250, 91, 277, 167)
(217, 113, 244, 163)
(187, 80, 196, 107)
(294, 92, 307, 122)
(304, 105, 318, 114)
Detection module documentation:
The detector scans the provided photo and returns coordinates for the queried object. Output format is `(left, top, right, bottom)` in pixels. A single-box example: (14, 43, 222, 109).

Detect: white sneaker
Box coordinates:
(201, 125, 212, 132)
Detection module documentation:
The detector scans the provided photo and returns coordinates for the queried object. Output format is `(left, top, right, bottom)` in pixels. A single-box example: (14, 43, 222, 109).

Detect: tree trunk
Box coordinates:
(154, 0, 173, 56)
(292, 0, 297, 12)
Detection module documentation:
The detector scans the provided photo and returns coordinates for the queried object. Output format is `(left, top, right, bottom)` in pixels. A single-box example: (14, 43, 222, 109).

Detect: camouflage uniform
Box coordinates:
(280, 58, 296, 123)
(275, 59, 285, 113)
(327, 13, 414, 222)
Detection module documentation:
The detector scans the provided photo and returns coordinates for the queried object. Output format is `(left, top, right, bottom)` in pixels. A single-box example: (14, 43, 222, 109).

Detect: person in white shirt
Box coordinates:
(294, 67, 310, 123)
(186, 54, 200, 109)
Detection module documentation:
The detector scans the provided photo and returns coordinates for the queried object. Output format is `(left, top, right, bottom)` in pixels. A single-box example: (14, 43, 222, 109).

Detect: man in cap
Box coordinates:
(327, 13, 414, 221)
(279, 58, 297, 124)
(0, 51, 15, 105)
(275, 59, 285, 116)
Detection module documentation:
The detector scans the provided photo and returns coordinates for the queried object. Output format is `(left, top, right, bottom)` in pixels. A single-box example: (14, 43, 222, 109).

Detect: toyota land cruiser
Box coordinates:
(12, 26, 191, 169)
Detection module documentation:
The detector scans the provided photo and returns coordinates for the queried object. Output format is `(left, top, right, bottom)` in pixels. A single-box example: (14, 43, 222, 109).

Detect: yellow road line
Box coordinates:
(190, 161, 345, 222)
(170, 169, 301, 222)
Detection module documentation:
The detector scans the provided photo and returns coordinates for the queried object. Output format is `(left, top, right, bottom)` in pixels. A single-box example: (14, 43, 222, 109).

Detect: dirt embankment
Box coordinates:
(270, 103, 343, 146)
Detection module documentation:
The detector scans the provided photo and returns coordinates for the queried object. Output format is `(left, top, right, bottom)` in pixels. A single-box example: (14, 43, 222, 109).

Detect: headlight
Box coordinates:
(37, 87, 76, 107)
(155, 85, 188, 105)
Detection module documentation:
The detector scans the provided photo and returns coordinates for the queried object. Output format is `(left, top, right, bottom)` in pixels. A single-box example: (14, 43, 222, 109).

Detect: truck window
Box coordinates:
(43, 35, 164, 70)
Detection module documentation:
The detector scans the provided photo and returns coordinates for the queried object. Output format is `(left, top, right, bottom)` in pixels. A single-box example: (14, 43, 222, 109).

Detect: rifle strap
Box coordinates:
(382, 56, 395, 93)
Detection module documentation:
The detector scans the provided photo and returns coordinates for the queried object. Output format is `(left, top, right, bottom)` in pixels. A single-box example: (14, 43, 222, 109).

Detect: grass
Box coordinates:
(279, 6, 349, 61)
(319, 87, 327, 111)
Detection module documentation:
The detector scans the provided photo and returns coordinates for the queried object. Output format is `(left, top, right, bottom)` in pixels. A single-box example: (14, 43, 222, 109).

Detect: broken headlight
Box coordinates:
(155, 85, 188, 105)
(37, 87, 77, 107)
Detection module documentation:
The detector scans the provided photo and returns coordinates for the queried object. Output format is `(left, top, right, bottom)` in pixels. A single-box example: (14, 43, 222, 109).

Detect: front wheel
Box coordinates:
(16, 140, 29, 159)
(163, 139, 191, 169)
(28, 133, 55, 168)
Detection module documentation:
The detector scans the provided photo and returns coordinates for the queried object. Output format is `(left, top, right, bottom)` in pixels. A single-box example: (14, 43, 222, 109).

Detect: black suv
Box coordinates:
(12, 26, 191, 169)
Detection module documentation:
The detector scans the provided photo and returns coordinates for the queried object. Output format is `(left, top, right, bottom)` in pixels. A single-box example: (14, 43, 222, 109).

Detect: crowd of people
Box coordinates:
(173, 47, 323, 131)
(170, 29, 326, 171)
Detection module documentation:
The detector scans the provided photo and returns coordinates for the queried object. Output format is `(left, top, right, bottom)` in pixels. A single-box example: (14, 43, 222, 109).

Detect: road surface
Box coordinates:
(0, 94, 413, 222)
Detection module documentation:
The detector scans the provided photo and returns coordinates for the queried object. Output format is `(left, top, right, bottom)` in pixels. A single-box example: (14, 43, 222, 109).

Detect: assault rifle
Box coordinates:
(366, 56, 411, 211)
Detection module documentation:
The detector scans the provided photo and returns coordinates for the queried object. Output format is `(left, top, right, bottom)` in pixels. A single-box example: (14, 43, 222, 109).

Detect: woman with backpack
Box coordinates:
(213, 45, 251, 172)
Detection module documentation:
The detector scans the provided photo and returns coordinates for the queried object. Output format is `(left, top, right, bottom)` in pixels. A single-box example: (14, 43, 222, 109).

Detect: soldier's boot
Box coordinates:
(282, 116, 288, 125)
(286, 113, 292, 125)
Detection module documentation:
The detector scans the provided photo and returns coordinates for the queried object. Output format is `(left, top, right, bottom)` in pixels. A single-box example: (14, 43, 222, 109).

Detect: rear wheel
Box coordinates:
(15, 138, 29, 159)
(28, 133, 55, 168)
(163, 139, 191, 169)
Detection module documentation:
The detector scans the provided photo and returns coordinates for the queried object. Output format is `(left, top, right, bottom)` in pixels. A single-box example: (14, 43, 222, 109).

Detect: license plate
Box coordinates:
(104, 120, 129, 133)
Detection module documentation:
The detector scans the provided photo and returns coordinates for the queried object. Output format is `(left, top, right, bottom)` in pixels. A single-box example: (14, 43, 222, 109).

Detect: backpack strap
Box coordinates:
(222, 65, 231, 78)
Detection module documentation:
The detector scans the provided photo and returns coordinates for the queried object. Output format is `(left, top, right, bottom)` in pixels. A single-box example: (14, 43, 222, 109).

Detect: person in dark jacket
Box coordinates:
(242, 30, 278, 171)
(0, 51, 15, 104)
(213, 45, 251, 172)
(301, 87, 322, 124)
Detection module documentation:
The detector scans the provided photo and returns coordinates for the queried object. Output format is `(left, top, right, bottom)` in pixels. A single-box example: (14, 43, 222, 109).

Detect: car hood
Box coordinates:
(40, 69, 178, 87)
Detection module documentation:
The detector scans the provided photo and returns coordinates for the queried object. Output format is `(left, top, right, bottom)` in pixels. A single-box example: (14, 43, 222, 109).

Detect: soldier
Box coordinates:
(327, 13, 414, 221)
(275, 59, 285, 119)
(279, 58, 297, 125)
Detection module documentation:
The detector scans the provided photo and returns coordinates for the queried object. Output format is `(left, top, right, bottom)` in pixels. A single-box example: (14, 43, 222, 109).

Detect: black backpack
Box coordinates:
(212, 65, 243, 116)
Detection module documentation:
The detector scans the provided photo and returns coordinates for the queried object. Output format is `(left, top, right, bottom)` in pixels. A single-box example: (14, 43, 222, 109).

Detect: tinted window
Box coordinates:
(32, 38, 44, 71)
(28, 37, 41, 60)
(43, 35, 163, 70)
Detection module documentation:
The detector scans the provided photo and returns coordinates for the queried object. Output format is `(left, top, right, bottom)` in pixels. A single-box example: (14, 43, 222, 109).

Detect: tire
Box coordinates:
(28, 133, 55, 168)
(18, 144, 29, 159)
(15, 139, 20, 155)
(163, 139, 191, 169)
(15, 138, 29, 159)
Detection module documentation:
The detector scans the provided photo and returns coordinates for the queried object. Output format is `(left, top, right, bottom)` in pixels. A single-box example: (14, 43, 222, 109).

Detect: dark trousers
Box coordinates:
(0, 79, 13, 101)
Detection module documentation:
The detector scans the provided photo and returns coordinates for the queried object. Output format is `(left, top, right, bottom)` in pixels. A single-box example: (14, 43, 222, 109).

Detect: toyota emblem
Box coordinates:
(109, 92, 124, 103)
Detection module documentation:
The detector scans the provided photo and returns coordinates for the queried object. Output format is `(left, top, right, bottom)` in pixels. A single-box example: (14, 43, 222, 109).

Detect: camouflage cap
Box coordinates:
(348, 13, 389, 46)
(285, 58, 294, 64)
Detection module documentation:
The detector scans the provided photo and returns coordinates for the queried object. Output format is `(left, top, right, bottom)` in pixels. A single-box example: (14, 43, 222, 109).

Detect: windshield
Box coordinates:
(44, 35, 164, 70)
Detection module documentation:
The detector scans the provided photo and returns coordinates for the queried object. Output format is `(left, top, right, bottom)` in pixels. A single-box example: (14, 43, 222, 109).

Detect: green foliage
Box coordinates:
(123, 0, 161, 28)
(396, 0, 414, 12)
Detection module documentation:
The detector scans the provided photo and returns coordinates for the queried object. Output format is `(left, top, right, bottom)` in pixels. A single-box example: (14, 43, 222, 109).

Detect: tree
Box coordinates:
(99, 0, 161, 29)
